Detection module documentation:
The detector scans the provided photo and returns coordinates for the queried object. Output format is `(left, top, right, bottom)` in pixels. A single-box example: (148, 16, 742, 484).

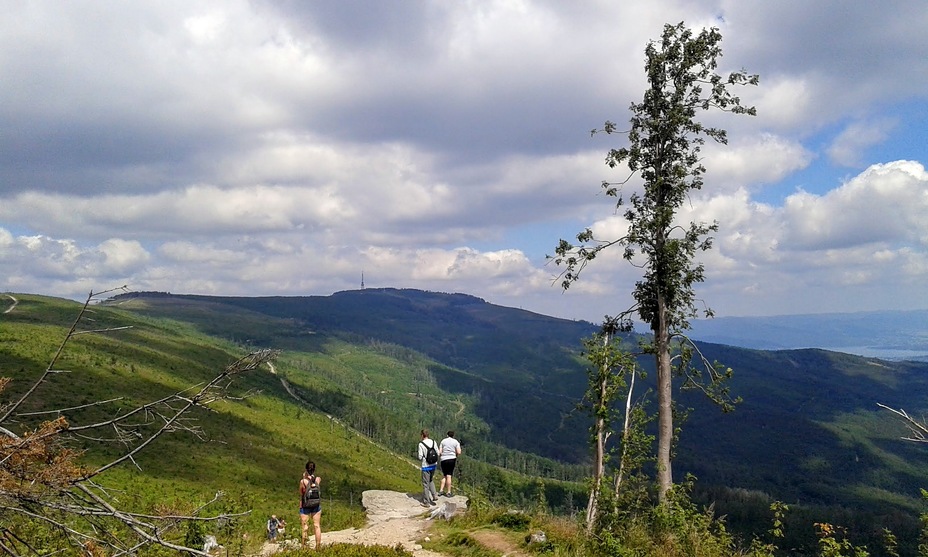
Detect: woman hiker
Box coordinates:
(438, 430, 462, 496)
(299, 460, 323, 548)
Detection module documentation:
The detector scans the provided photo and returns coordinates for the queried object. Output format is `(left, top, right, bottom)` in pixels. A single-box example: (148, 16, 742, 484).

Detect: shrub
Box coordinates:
(493, 511, 532, 531)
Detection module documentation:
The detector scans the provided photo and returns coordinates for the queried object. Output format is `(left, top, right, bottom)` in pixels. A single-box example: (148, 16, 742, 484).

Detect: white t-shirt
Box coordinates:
(439, 436, 461, 461)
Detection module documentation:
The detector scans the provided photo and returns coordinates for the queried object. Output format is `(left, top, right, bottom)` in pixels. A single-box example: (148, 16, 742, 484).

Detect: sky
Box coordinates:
(2, 1, 927, 323)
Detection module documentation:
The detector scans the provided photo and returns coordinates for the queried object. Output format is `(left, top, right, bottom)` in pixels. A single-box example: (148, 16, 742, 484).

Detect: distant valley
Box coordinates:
(688, 309, 928, 361)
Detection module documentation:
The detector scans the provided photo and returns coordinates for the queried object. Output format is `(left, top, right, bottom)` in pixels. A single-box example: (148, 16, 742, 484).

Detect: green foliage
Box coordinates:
(553, 21, 757, 502)
(884, 528, 901, 557)
(492, 511, 532, 531)
(184, 519, 206, 549)
(746, 501, 788, 557)
(445, 532, 480, 548)
(586, 476, 743, 557)
(816, 523, 870, 557)
(919, 489, 928, 557)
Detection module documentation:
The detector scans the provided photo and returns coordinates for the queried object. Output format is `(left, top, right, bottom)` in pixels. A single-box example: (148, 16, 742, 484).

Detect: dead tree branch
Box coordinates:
(877, 403, 928, 443)
(0, 287, 279, 555)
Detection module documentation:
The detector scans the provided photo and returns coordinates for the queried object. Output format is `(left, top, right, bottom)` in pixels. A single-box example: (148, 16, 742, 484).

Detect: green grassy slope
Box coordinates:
(1, 293, 584, 541)
(109, 289, 601, 463)
(104, 290, 928, 517)
(0, 294, 423, 540)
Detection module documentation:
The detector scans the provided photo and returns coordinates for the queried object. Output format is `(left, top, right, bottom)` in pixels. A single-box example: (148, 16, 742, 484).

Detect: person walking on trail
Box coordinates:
(418, 429, 439, 507)
(438, 430, 462, 496)
(267, 514, 280, 542)
(299, 460, 323, 548)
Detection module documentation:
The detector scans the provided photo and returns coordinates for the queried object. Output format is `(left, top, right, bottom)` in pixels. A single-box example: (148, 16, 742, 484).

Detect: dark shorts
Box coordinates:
(440, 458, 456, 476)
(300, 505, 321, 515)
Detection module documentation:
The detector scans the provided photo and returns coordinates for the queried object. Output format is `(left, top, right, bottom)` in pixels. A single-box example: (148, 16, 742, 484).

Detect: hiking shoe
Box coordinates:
(430, 500, 438, 506)
(421, 502, 430, 508)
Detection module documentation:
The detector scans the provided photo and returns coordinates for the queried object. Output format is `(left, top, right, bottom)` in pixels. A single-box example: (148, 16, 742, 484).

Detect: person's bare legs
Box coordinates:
(440, 474, 452, 494)
(300, 512, 309, 546)
(312, 511, 322, 548)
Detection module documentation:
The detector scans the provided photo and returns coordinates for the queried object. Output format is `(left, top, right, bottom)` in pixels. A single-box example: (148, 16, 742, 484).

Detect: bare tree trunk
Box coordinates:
(614, 369, 635, 497)
(585, 334, 610, 533)
(655, 301, 673, 504)
(585, 417, 603, 532)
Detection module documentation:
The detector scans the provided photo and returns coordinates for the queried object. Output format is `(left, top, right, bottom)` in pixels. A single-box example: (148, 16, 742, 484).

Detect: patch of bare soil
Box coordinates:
(469, 529, 531, 557)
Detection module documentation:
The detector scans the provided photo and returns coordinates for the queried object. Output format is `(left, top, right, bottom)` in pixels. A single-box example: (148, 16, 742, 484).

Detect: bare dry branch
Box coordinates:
(1, 287, 279, 555)
(877, 403, 928, 443)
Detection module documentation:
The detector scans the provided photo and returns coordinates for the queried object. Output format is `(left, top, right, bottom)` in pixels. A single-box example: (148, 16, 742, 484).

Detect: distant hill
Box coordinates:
(108, 288, 601, 462)
(9, 288, 928, 553)
(107, 290, 928, 502)
(688, 310, 928, 360)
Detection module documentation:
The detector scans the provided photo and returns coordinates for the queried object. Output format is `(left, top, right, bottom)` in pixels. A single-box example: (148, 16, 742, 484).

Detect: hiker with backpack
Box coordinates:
(438, 430, 462, 497)
(267, 514, 280, 542)
(299, 460, 323, 548)
(417, 429, 439, 507)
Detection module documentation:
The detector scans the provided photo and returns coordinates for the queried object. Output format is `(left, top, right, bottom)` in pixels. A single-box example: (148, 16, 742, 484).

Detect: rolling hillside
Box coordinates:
(107, 288, 602, 463)
(0, 292, 584, 540)
(5, 288, 928, 553)
(108, 291, 928, 532)
(0, 293, 457, 545)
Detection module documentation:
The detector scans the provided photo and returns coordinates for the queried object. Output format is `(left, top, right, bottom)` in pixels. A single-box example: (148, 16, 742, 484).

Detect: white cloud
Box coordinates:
(827, 118, 896, 167)
(1, 1, 927, 320)
(741, 75, 816, 131)
(98, 239, 150, 273)
(704, 134, 814, 190)
(780, 160, 928, 250)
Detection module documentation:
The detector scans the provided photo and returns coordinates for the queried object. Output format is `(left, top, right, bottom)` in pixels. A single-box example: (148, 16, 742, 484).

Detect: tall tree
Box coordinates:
(553, 22, 756, 503)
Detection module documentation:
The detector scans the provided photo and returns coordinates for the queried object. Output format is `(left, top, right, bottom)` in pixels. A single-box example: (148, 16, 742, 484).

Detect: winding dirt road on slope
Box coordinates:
(3, 294, 17, 314)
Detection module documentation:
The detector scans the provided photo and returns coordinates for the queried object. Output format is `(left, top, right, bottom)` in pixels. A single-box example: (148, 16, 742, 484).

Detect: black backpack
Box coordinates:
(301, 476, 321, 508)
(421, 440, 439, 465)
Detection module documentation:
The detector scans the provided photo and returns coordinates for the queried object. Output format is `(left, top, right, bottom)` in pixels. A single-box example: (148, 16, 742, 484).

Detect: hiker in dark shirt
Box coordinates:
(267, 514, 280, 542)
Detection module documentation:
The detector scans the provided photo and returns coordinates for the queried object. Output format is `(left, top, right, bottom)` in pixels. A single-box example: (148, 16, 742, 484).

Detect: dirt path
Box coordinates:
(260, 490, 466, 557)
(3, 294, 17, 314)
(469, 530, 530, 557)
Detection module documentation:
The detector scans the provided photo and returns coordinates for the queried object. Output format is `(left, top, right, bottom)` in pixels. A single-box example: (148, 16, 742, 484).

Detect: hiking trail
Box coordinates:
(260, 490, 467, 557)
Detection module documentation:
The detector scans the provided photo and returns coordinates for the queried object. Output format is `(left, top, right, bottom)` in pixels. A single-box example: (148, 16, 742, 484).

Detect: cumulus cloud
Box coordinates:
(780, 160, 927, 250)
(826, 118, 896, 167)
(703, 134, 814, 190)
(695, 161, 928, 314)
(1, 1, 927, 319)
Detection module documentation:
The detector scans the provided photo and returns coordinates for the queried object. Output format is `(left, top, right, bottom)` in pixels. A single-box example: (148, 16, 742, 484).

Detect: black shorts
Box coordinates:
(440, 458, 456, 476)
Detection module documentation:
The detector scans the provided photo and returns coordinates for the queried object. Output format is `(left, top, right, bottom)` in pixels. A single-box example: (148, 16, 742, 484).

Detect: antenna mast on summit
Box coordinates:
(361, 271, 365, 289)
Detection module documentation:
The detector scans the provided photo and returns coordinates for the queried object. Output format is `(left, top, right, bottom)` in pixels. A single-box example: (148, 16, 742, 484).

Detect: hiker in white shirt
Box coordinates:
(417, 429, 439, 507)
